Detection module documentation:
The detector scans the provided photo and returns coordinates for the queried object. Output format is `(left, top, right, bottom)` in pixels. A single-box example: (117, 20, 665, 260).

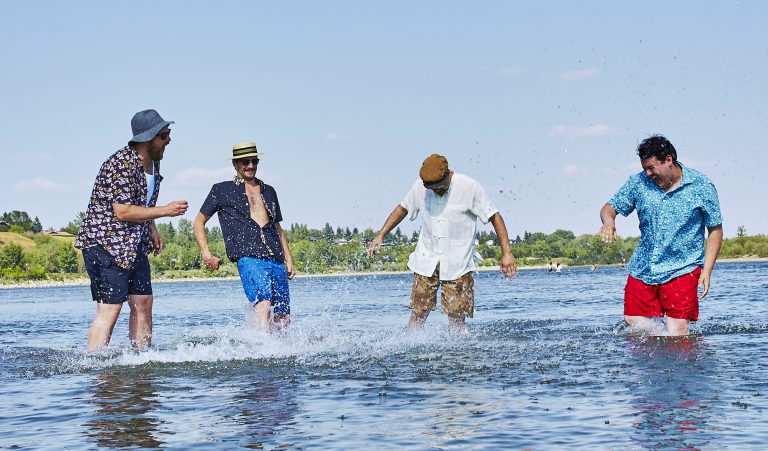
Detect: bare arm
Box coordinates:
(599, 203, 619, 242)
(193, 212, 220, 271)
(113, 200, 188, 223)
(275, 222, 296, 279)
(699, 224, 723, 299)
(367, 205, 408, 257)
(489, 212, 518, 279)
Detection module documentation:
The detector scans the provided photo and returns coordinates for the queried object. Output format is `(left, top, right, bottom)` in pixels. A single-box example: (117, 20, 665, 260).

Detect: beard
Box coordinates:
(147, 141, 165, 161)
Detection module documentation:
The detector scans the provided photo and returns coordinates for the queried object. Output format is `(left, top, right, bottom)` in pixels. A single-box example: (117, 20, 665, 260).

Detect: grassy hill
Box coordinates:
(0, 232, 36, 251)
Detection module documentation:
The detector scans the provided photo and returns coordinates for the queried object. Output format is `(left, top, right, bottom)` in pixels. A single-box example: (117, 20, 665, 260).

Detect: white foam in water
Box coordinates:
(81, 309, 473, 368)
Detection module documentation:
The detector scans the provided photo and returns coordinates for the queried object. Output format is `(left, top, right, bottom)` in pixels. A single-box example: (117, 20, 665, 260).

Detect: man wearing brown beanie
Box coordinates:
(368, 154, 517, 332)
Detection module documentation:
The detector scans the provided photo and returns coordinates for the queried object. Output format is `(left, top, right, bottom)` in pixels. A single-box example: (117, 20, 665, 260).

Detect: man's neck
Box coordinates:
(132, 144, 155, 173)
(665, 165, 683, 192)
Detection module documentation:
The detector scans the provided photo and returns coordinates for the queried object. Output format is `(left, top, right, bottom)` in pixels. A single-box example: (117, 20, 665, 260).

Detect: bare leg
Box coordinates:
(408, 309, 430, 332)
(88, 303, 123, 352)
(272, 313, 291, 335)
(624, 315, 659, 333)
(128, 294, 153, 349)
(250, 301, 272, 332)
(448, 314, 466, 332)
(666, 317, 691, 336)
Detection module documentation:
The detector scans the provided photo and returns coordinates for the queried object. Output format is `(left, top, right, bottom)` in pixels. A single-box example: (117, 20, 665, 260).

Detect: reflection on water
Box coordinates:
(0, 262, 766, 448)
(84, 368, 164, 448)
(625, 335, 724, 450)
(234, 380, 298, 448)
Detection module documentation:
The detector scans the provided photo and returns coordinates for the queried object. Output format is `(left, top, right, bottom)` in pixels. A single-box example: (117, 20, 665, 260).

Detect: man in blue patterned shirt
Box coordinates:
(599, 135, 723, 336)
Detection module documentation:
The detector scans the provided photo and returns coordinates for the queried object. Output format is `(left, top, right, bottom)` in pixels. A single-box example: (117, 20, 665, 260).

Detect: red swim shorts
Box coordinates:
(624, 267, 702, 321)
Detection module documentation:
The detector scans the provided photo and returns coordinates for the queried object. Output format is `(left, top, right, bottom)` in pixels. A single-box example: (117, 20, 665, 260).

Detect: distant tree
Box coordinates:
(2, 211, 33, 231)
(323, 223, 335, 242)
(177, 218, 193, 237)
(737, 225, 747, 238)
(362, 228, 376, 244)
(0, 243, 25, 269)
(31, 217, 43, 233)
(55, 243, 78, 273)
(411, 231, 419, 243)
(61, 212, 86, 234)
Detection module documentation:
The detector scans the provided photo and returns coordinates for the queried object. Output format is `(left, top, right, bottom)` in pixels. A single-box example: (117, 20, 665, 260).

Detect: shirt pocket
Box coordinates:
(449, 239, 472, 267)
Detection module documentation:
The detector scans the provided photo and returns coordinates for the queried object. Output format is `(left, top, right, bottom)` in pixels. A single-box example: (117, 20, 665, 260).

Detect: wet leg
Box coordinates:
(408, 309, 430, 331)
(88, 303, 122, 351)
(250, 301, 272, 332)
(128, 294, 153, 349)
(448, 314, 466, 332)
(666, 317, 690, 336)
(624, 315, 659, 333)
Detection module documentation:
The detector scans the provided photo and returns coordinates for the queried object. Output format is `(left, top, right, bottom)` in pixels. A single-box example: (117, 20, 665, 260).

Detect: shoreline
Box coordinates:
(1, 257, 766, 290)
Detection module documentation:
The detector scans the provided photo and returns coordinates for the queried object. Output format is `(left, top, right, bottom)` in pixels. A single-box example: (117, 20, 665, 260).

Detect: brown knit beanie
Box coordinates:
(419, 154, 449, 183)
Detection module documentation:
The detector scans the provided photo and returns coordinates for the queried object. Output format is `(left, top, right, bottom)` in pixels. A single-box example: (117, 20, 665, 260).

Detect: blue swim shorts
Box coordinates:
(237, 257, 290, 315)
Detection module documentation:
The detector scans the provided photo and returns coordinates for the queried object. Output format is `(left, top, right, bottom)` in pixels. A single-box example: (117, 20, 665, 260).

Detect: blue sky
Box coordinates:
(2, 1, 766, 238)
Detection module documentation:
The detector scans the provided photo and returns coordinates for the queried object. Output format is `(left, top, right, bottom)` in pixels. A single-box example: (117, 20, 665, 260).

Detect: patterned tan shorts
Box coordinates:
(410, 266, 475, 318)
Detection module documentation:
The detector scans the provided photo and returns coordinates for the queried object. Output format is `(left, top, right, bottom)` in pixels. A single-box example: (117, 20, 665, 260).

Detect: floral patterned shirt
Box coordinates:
(199, 178, 284, 262)
(75, 146, 162, 269)
(609, 162, 722, 284)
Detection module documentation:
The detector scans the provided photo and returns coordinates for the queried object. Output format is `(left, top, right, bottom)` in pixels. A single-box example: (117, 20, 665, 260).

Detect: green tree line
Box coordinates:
(2, 210, 767, 282)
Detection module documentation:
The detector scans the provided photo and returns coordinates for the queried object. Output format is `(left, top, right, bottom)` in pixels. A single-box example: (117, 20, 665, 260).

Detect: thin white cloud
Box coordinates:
(561, 67, 602, 80)
(13, 176, 69, 192)
(550, 124, 619, 139)
(561, 164, 590, 176)
(325, 133, 352, 142)
(498, 66, 528, 76)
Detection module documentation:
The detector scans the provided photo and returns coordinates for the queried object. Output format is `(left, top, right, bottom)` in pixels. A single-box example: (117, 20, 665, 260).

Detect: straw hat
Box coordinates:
(231, 141, 264, 160)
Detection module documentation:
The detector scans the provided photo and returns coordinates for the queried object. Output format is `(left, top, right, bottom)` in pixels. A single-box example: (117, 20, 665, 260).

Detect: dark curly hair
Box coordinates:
(637, 135, 677, 163)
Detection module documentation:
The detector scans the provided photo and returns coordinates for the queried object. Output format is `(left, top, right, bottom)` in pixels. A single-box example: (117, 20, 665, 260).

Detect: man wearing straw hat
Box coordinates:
(76, 109, 189, 351)
(368, 154, 518, 332)
(193, 142, 296, 333)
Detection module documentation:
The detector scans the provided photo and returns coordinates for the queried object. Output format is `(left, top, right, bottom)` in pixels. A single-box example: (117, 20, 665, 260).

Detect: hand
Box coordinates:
(285, 260, 296, 280)
(500, 253, 518, 279)
(150, 228, 164, 256)
(599, 223, 617, 243)
(202, 253, 221, 271)
(698, 270, 712, 299)
(367, 237, 384, 258)
(164, 200, 189, 217)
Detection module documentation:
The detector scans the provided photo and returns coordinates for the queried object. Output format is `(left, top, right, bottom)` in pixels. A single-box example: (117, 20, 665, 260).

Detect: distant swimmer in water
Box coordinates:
(547, 261, 554, 272)
(599, 135, 722, 336)
(368, 153, 518, 332)
(194, 142, 295, 334)
(555, 262, 562, 273)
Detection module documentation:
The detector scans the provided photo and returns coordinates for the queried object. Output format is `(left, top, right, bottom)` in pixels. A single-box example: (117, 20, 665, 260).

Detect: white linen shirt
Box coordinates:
(400, 173, 498, 281)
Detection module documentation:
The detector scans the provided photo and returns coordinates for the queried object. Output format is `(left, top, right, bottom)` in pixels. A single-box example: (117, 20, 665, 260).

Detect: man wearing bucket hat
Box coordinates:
(193, 142, 296, 333)
(368, 154, 518, 332)
(76, 109, 189, 351)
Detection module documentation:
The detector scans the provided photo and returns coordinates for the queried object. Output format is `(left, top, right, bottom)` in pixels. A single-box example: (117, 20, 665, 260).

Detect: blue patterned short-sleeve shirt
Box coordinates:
(75, 146, 161, 269)
(609, 163, 722, 284)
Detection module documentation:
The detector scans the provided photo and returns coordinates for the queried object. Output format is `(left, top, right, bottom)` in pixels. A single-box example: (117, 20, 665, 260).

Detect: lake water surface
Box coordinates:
(1, 262, 766, 449)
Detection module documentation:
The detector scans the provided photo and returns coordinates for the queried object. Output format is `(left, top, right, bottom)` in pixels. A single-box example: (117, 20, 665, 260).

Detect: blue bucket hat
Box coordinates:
(130, 109, 174, 142)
